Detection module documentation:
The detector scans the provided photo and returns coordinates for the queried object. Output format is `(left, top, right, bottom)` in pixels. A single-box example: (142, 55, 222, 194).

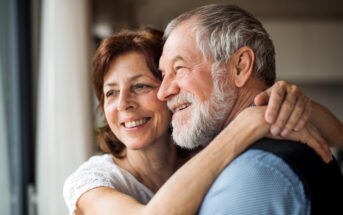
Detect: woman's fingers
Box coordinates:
(270, 84, 299, 136)
(294, 97, 312, 131)
(280, 96, 312, 137)
(258, 81, 312, 137)
(288, 123, 332, 163)
(263, 81, 287, 124)
(279, 96, 304, 137)
(254, 91, 269, 106)
(305, 123, 332, 163)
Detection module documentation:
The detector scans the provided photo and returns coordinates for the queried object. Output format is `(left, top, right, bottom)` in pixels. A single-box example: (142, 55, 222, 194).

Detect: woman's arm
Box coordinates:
(75, 106, 333, 215)
(308, 101, 343, 147)
(76, 107, 270, 215)
(144, 107, 270, 215)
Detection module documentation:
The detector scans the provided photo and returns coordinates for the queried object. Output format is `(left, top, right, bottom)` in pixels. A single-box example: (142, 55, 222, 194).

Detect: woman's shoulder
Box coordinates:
(63, 153, 154, 213)
(63, 154, 122, 190)
(63, 154, 121, 212)
(80, 153, 117, 169)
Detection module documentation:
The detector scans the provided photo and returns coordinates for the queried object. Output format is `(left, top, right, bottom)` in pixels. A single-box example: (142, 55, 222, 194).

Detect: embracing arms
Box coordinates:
(74, 108, 270, 215)
(72, 81, 341, 215)
(141, 107, 270, 215)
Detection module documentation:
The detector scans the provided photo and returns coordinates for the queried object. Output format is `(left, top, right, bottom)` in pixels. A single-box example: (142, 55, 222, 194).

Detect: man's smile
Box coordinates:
(174, 103, 192, 112)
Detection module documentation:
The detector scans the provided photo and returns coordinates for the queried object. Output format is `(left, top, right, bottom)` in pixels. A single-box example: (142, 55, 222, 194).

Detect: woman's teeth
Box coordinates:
(124, 118, 148, 128)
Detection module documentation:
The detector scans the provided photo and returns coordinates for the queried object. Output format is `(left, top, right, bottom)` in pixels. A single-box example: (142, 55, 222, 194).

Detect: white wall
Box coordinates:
(262, 19, 343, 125)
(263, 20, 343, 82)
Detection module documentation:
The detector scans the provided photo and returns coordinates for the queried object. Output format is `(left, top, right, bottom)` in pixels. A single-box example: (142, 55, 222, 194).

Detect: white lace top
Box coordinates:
(63, 154, 154, 215)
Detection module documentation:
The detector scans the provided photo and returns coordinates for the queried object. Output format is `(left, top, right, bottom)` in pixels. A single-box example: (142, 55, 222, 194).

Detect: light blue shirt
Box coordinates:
(199, 149, 311, 215)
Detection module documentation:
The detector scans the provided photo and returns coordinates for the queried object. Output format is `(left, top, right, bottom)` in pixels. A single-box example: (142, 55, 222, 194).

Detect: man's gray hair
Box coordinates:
(164, 4, 276, 86)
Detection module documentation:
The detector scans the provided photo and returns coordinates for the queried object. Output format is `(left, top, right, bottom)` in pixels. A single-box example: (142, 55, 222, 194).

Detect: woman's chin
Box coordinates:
(124, 140, 152, 151)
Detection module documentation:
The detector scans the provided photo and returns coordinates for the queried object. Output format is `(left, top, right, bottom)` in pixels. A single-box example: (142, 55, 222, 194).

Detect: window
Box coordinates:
(0, 0, 35, 214)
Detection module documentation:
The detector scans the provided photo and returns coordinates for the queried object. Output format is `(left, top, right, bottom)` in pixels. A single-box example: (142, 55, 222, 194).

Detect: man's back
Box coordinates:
(199, 138, 343, 215)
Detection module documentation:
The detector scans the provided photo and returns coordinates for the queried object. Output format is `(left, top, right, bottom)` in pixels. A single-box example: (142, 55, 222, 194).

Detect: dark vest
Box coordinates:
(250, 138, 343, 215)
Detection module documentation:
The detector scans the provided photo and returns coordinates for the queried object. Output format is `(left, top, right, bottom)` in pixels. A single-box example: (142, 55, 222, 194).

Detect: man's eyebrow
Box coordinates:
(159, 55, 186, 72)
(159, 55, 188, 77)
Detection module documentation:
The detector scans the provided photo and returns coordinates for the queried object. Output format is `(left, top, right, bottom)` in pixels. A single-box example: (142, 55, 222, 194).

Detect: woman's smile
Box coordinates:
(121, 117, 151, 129)
(103, 51, 171, 150)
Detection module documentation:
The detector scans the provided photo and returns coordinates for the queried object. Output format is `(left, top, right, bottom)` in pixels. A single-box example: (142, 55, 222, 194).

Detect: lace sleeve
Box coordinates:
(63, 155, 117, 215)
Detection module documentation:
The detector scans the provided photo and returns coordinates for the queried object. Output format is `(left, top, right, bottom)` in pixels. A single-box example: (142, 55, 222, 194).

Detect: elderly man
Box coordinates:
(158, 4, 343, 214)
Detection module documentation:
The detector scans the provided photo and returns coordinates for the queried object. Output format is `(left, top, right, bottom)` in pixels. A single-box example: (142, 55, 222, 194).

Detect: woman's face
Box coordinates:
(103, 51, 171, 150)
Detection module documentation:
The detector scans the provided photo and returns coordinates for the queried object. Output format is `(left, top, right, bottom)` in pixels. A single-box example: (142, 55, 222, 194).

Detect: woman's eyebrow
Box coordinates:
(104, 82, 117, 88)
(129, 74, 144, 81)
(104, 74, 155, 87)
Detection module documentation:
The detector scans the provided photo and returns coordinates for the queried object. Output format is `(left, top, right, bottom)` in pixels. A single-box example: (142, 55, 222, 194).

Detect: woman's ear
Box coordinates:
(232, 46, 255, 88)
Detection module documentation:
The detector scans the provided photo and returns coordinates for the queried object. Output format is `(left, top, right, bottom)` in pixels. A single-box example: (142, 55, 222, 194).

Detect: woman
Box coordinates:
(63, 28, 343, 215)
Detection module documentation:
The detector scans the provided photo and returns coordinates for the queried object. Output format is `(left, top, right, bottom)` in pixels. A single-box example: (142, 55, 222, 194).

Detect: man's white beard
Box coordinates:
(168, 72, 237, 149)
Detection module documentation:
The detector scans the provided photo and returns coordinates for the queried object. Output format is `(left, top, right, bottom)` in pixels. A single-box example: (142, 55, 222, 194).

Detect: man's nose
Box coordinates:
(157, 73, 179, 101)
(117, 91, 137, 111)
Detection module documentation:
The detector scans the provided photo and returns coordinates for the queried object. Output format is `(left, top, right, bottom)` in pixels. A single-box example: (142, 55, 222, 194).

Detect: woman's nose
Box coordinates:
(117, 91, 137, 111)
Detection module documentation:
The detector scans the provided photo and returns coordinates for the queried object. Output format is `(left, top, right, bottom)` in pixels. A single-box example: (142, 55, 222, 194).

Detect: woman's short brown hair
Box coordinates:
(92, 28, 164, 158)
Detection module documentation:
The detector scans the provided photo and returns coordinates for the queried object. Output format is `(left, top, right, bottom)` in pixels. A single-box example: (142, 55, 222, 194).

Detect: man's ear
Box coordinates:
(232, 46, 255, 88)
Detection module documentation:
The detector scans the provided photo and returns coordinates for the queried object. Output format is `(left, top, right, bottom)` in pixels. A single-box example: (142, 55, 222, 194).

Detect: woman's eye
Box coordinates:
(132, 83, 152, 92)
(136, 83, 148, 89)
(135, 83, 149, 89)
(105, 90, 118, 98)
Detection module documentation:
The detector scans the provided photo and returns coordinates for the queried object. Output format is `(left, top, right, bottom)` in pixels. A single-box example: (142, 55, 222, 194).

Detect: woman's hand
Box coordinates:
(254, 80, 343, 149)
(254, 80, 311, 137)
(267, 122, 332, 163)
(229, 106, 270, 144)
(232, 105, 332, 163)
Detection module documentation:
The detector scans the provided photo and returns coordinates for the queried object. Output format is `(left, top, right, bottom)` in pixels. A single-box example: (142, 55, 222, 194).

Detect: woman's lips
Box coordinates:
(121, 117, 151, 128)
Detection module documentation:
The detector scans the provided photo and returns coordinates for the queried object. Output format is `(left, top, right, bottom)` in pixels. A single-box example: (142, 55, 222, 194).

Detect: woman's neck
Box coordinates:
(114, 134, 178, 193)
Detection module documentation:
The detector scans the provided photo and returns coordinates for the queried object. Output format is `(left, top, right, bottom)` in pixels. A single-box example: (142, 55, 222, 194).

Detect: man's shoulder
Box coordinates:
(199, 138, 343, 215)
(227, 147, 303, 187)
(250, 138, 343, 214)
(250, 138, 343, 193)
(250, 138, 318, 162)
(199, 148, 310, 214)
(205, 147, 304, 191)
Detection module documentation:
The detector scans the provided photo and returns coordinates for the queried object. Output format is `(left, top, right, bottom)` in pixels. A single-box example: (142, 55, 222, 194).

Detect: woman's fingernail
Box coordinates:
(271, 126, 280, 136)
(328, 156, 332, 163)
(294, 123, 302, 131)
(281, 128, 289, 137)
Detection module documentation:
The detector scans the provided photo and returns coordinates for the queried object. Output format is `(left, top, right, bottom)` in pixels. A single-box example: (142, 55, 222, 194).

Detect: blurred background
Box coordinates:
(1, 0, 342, 214)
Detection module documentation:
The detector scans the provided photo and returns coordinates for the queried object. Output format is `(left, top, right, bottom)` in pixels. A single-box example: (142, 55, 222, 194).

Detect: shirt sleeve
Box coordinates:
(63, 155, 117, 215)
(198, 149, 310, 215)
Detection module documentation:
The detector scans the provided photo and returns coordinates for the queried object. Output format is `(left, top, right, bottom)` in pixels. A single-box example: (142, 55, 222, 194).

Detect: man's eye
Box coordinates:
(158, 69, 165, 79)
(175, 66, 184, 71)
(175, 66, 187, 74)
